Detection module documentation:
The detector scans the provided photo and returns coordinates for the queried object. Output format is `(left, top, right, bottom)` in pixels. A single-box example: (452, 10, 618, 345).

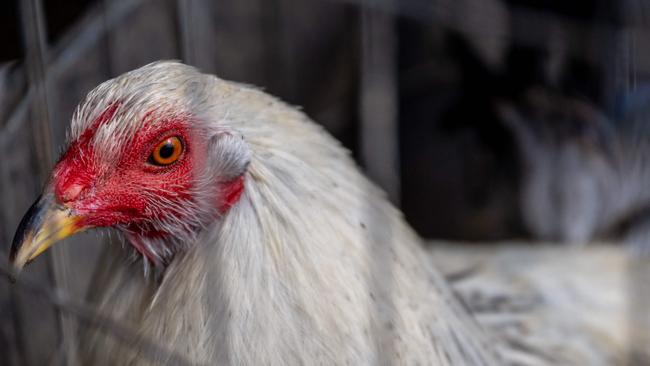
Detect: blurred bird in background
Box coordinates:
(435, 31, 650, 248)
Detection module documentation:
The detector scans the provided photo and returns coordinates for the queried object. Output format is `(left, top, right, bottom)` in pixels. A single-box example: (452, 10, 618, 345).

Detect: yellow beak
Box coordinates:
(10, 194, 84, 271)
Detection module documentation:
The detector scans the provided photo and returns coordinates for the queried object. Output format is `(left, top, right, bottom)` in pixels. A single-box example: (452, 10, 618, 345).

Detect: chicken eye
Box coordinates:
(149, 136, 183, 166)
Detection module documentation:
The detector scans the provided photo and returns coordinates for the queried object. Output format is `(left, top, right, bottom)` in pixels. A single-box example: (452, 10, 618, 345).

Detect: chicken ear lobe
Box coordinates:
(206, 131, 251, 181)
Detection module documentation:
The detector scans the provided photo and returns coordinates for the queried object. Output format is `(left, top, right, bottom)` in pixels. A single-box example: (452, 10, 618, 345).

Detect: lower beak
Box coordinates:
(10, 194, 84, 271)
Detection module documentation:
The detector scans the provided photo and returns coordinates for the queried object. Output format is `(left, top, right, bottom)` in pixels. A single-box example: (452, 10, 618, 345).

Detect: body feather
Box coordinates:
(69, 62, 498, 365)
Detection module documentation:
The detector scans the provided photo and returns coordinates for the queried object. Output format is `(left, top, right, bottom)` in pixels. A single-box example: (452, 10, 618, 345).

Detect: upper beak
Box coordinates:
(10, 194, 85, 272)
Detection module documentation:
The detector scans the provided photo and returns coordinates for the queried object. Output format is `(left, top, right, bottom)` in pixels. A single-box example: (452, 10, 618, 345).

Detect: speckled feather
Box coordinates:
(72, 61, 499, 365)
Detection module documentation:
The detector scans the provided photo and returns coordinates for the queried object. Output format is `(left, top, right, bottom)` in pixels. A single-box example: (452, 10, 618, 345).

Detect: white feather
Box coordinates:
(73, 61, 498, 365)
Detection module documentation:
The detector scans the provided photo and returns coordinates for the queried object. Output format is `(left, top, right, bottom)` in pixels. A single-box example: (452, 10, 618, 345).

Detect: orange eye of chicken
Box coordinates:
(150, 136, 183, 166)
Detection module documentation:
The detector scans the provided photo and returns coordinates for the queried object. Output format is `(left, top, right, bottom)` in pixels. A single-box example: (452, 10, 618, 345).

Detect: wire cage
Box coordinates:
(1, 0, 649, 365)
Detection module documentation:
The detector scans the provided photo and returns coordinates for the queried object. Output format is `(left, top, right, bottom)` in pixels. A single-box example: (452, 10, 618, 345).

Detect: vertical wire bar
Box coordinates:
(100, 0, 117, 78)
(359, 2, 400, 365)
(624, 10, 650, 363)
(619, 3, 650, 362)
(359, 0, 400, 204)
(0, 152, 24, 366)
(19, 0, 53, 175)
(19, 0, 78, 364)
(628, 255, 650, 364)
(0, 63, 26, 366)
(176, 0, 196, 65)
(0, 180, 22, 366)
(274, 0, 297, 102)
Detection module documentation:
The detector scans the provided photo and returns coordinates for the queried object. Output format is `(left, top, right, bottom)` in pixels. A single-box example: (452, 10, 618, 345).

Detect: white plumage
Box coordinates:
(433, 244, 641, 366)
(41, 62, 498, 365)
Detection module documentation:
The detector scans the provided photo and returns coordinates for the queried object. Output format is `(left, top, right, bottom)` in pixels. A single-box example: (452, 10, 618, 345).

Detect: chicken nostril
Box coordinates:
(60, 183, 84, 203)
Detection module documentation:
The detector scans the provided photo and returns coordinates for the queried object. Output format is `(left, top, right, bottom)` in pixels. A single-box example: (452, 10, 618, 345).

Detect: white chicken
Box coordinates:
(10, 61, 498, 365)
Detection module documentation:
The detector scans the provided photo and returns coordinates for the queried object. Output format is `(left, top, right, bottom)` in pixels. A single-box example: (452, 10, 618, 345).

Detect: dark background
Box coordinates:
(2, 0, 642, 243)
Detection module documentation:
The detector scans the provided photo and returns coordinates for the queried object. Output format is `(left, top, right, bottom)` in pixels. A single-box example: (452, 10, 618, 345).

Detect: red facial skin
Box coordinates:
(51, 105, 244, 260)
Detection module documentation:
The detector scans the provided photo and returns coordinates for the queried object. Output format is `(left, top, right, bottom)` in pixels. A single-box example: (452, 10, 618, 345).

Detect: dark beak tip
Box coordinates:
(9, 194, 45, 266)
(9, 235, 21, 267)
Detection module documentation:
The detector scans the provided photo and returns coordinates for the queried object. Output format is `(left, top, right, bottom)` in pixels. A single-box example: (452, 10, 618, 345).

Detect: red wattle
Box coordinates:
(219, 176, 245, 214)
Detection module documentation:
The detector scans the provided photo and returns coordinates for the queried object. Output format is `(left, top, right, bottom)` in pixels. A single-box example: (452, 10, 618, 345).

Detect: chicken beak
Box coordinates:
(10, 194, 84, 271)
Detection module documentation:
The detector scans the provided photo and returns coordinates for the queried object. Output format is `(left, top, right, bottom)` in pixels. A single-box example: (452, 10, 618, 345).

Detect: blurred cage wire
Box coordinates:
(0, 0, 650, 365)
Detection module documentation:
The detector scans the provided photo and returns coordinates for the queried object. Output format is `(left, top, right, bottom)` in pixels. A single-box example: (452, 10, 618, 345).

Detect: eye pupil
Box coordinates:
(149, 136, 183, 166)
(159, 142, 175, 159)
